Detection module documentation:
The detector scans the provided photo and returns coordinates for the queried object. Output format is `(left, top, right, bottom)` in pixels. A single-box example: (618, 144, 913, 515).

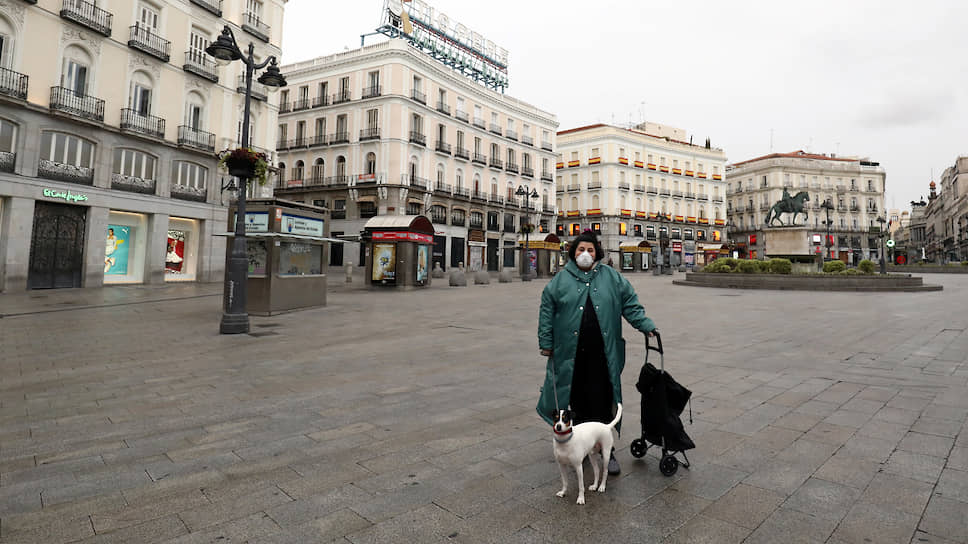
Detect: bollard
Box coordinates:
(474, 270, 490, 284)
(345, 263, 353, 283)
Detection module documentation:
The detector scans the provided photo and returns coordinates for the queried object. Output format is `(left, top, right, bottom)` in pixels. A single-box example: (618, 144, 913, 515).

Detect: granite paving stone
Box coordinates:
(740, 506, 839, 544)
(700, 483, 783, 529)
(918, 495, 968, 543)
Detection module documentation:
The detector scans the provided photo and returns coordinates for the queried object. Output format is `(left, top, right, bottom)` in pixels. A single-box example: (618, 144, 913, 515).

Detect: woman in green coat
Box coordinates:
(537, 230, 657, 474)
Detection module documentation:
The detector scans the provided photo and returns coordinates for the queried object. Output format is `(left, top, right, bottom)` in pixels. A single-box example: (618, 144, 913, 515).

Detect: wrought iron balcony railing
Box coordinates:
(0, 66, 28, 100)
(312, 95, 329, 107)
(541, 170, 553, 181)
(522, 135, 533, 146)
(242, 11, 270, 42)
(361, 85, 381, 99)
(111, 173, 156, 194)
(178, 126, 215, 152)
(183, 51, 218, 82)
(436, 101, 451, 115)
(489, 157, 503, 169)
(411, 89, 426, 104)
(332, 89, 351, 104)
(541, 141, 553, 151)
(60, 0, 112, 36)
(455, 110, 469, 122)
(49, 86, 104, 122)
(329, 131, 349, 144)
(435, 141, 451, 154)
(472, 153, 487, 165)
(38, 159, 94, 185)
(409, 131, 426, 146)
(505, 162, 519, 174)
(292, 98, 310, 111)
(120, 108, 165, 139)
(454, 147, 469, 160)
(489, 123, 502, 136)
(521, 166, 534, 178)
(171, 183, 207, 202)
(128, 24, 170, 62)
(189, 0, 221, 16)
(473, 117, 486, 129)
(360, 127, 381, 141)
(310, 134, 327, 146)
(279, 101, 291, 113)
(236, 76, 267, 101)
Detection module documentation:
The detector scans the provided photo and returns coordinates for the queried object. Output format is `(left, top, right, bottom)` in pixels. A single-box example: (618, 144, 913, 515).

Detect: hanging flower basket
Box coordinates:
(217, 148, 269, 185)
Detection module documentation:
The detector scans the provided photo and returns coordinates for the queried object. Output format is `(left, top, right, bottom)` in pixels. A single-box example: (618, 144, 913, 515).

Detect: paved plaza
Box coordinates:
(0, 273, 967, 543)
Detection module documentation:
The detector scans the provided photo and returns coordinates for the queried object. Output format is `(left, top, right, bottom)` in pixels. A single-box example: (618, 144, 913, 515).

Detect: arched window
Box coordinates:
(542, 189, 549, 207)
(0, 13, 19, 70)
(365, 152, 376, 175)
(184, 90, 206, 131)
(61, 44, 93, 96)
(699, 205, 705, 219)
(293, 160, 305, 181)
(473, 174, 481, 194)
(312, 158, 324, 180)
(336, 155, 346, 179)
(455, 168, 463, 190)
(507, 181, 514, 200)
(40, 131, 94, 169)
(620, 195, 627, 209)
(173, 161, 208, 189)
(128, 70, 154, 116)
(674, 202, 680, 215)
(113, 148, 157, 180)
(557, 198, 562, 212)
(490, 178, 497, 196)
(435, 165, 444, 189)
(277, 162, 286, 182)
(715, 207, 721, 220)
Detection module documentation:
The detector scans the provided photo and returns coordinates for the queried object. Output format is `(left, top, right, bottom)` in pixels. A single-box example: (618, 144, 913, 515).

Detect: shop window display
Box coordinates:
(165, 230, 186, 275)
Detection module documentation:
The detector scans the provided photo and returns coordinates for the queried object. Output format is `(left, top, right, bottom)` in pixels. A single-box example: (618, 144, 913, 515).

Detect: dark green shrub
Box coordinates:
(768, 258, 793, 274)
(703, 260, 730, 273)
(845, 268, 860, 275)
(857, 259, 876, 274)
(823, 260, 846, 273)
(737, 260, 759, 274)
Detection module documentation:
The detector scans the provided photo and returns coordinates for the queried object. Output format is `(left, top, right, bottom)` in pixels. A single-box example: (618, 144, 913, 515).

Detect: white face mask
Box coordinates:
(576, 252, 594, 269)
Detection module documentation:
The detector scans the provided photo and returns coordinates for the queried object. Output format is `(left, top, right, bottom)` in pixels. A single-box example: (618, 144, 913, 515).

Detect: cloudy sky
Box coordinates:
(282, 0, 966, 210)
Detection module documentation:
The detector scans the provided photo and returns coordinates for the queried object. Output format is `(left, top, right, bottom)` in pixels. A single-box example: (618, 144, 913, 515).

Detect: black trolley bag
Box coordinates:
(629, 331, 695, 476)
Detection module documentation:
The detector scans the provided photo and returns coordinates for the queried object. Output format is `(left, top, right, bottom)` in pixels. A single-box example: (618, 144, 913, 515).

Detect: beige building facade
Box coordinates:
(923, 157, 968, 262)
(273, 39, 558, 273)
(726, 151, 887, 263)
(0, 0, 286, 291)
(555, 123, 728, 267)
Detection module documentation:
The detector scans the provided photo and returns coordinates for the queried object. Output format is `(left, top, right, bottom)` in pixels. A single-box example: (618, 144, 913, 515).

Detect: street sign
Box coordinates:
(896, 255, 906, 265)
(886, 239, 895, 248)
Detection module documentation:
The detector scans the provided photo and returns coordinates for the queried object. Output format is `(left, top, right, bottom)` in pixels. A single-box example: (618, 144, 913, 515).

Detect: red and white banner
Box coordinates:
(371, 231, 433, 244)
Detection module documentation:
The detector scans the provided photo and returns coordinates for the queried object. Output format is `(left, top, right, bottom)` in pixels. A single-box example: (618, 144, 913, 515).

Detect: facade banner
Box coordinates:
(104, 225, 132, 275)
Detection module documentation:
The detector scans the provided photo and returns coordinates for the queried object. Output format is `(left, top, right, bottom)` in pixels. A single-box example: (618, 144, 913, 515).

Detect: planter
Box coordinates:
(228, 162, 256, 179)
(673, 272, 942, 292)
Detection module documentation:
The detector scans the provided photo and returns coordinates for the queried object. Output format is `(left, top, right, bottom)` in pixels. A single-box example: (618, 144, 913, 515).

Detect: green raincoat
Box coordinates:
(536, 260, 656, 426)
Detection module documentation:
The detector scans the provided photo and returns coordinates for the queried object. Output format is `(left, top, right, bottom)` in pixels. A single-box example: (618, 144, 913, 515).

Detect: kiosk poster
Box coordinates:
(622, 252, 633, 270)
(642, 253, 650, 270)
(372, 243, 396, 282)
(416, 245, 429, 282)
(246, 240, 267, 275)
(165, 230, 186, 274)
(528, 249, 537, 273)
(105, 225, 131, 275)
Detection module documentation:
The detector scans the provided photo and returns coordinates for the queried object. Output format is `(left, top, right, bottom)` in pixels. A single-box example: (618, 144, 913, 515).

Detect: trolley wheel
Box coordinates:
(659, 454, 679, 476)
(630, 439, 648, 459)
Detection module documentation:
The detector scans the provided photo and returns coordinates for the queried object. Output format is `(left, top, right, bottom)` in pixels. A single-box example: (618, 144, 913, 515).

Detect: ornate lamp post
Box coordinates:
(820, 200, 834, 260)
(515, 185, 539, 281)
(207, 26, 287, 334)
(876, 216, 887, 274)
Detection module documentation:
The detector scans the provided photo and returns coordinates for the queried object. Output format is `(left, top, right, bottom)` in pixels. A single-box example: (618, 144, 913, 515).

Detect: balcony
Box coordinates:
(409, 131, 426, 146)
(111, 173, 156, 195)
(506, 129, 517, 141)
(411, 89, 426, 104)
(279, 101, 291, 113)
(276, 139, 289, 151)
(473, 117, 486, 129)
(360, 127, 381, 141)
(404, 175, 430, 189)
(489, 123, 502, 136)
(60, 0, 112, 36)
(182, 51, 218, 83)
(567, 183, 580, 192)
(0, 151, 13, 173)
(189, 0, 221, 16)
(696, 193, 708, 200)
(329, 131, 349, 144)
(128, 24, 170, 62)
(49, 86, 104, 122)
(454, 147, 469, 160)
(759, 203, 770, 211)
(619, 182, 630, 190)
(38, 159, 94, 185)
(178, 126, 215, 152)
(292, 98, 310, 111)
(170, 183, 207, 202)
(850, 205, 860, 212)
(242, 11, 270, 42)
(436, 101, 451, 115)
(120, 108, 165, 139)
(331, 210, 346, 220)
(362, 85, 381, 99)
(435, 141, 451, 155)
(472, 153, 487, 165)
(506, 162, 519, 174)
(312, 95, 329, 108)
(489, 157, 503, 170)
(521, 166, 534, 178)
(541, 141, 553, 151)
(309, 134, 327, 147)
(659, 188, 670, 196)
(588, 181, 602, 189)
(435, 181, 452, 192)
(713, 196, 723, 203)
(672, 190, 683, 198)
(634, 185, 645, 193)
(0, 66, 28, 100)
(543, 204, 555, 213)
(646, 187, 658, 195)
(522, 134, 533, 146)
(236, 76, 266, 101)
(684, 192, 695, 199)
(837, 205, 848, 212)
(503, 224, 515, 233)
(472, 190, 487, 202)
(332, 89, 351, 104)
(455, 110, 469, 123)
(291, 137, 308, 148)
(541, 170, 553, 181)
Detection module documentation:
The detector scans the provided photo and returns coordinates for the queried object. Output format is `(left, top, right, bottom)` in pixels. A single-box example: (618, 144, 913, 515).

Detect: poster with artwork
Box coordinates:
(528, 249, 537, 273)
(247, 240, 267, 275)
(416, 244, 429, 283)
(166, 230, 186, 274)
(105, 225, 132, 275)
(372, 243, 396, 283)
(622, 252, 634, 270)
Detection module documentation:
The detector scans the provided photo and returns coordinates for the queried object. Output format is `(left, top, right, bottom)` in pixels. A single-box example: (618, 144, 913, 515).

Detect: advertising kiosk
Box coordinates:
(619, 241, 652, 272)
(363, 215, 434, 289)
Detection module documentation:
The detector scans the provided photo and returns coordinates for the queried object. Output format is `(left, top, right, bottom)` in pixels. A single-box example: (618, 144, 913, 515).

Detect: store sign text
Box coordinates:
(282, 214, 324, 237)
(43, 188, 88, 203)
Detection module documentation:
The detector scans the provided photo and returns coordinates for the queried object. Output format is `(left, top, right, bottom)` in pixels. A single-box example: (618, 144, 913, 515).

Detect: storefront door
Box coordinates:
(486, 239, 498, 271)
(329, 231, 344, 266)
(28, 202, 86, 289)
(450, 237, 465, 269)
(433, 235, 446, 272)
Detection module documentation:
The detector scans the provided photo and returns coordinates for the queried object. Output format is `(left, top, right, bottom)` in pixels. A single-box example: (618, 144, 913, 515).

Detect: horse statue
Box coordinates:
(765, 191, 810, 226)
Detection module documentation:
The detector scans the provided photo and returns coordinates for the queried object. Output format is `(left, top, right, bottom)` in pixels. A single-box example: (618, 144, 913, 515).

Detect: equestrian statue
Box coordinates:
(765, 189, 810, 226)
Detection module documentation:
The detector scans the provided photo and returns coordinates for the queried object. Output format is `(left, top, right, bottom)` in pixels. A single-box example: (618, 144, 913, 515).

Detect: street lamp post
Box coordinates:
(876, 216, 887, 274)
(207, 26, 286, 334)
(515, 185, 539, 281)
(821, 200, 834, 261)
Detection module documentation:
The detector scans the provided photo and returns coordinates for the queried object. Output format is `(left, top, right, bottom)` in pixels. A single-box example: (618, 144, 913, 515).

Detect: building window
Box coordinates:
(113, 149, 156, 179)
(359, 202, 377, 218)
(407, 202, 421, 215)
(173, 161, 207, 188)
(451, 208, 465, 226)
(129, 71, 154, 116)
(431, 204, 447, 223)
(365, 152, 376, 175)
(0, 118, 17, 153)
(40, 132, 94, 167)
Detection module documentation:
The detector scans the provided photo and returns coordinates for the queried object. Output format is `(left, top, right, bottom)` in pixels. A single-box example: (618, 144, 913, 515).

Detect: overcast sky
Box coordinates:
(281, 0, 966, 210)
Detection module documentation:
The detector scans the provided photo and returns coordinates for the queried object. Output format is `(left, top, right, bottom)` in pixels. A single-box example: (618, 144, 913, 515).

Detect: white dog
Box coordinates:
(552, 404, 622, 504)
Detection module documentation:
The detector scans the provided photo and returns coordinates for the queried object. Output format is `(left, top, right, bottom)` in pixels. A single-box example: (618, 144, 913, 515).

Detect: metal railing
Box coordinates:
(436, 101, 451, 115)
(183, 51, 218, 82)
(49, 86, 104, 122)
(522, 134, 533, 146)
(411, 89, 426, 104)
(489, 157, 503, 169)
(659, 188, 670, 195)
(454, 147, 469, 160)
(506, 162, 519, 174)
(111, 173, 156, 194)
(619, 182, 630, 190)
(236, 76, 266, 101)
(171, 183, 207, 202)
(541, 170, 553, 181)
(0, 66, 28, 100)
(472, 153, 487, 164)
(310, 134, 327, 146)
(332, 89, 351, 104)
(646, 187, 658, 194)
(189, 0, 221, 16)
(312, 95, 329, 107)
(361, 85, 381, 99)
(506, 129, 517, 141)
(588, 181, 602, 189)
(121, 108, 165, 138)
(456, 110, 469, 122)
(178, 126, 214, 152)
(521, 166, 534, 178)
(37, 159, 94, 185)
(60, 0, 112, 36)
(633, 185, 645, 192)
(473, 117, 486, 129)
(128, 24, 170, 61)
(359, 127, 381, 141)
(541, 141, 553, 151)
(489, 123, 502, 135)
(242, 11, 270, 41)
(279, 101, 291, 113)
(409, 131, 426, 146)
(276, 139, 289, 150)
(292, 98, 310, 111)
(435, 141, 451, 154)
(329, 131, 349, 144)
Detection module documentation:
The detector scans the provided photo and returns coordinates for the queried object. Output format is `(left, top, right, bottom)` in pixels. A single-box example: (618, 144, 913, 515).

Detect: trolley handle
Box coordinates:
(645, 329, 663, 354)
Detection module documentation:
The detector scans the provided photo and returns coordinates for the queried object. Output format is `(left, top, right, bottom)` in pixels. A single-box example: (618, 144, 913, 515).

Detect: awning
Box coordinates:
(363, 215, 434, 234)
(214, 232, 347, 243)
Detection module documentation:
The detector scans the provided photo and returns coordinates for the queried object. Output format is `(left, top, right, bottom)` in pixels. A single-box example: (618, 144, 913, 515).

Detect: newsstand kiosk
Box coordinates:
(363, 215, 435, 289)
(225, 198, 333, 315)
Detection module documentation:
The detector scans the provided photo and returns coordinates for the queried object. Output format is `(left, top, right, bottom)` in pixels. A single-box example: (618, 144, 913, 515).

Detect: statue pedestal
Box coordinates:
(763, 226, 813, 257)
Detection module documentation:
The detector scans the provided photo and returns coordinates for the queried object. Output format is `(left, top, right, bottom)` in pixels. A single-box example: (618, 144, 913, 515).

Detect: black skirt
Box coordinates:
(570, 294, 614, 425)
